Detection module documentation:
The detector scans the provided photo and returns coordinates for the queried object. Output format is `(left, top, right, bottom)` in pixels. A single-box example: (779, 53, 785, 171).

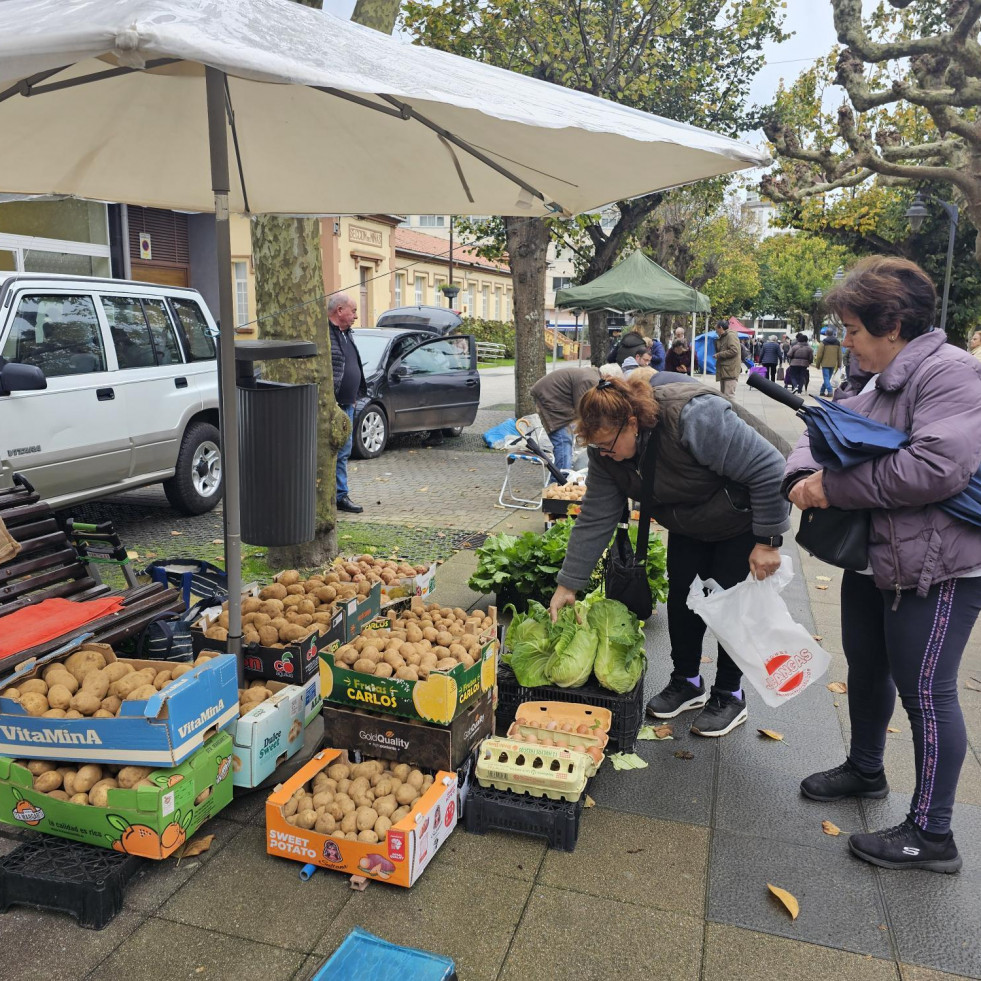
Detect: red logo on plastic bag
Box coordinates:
(764, 649, 813, 696)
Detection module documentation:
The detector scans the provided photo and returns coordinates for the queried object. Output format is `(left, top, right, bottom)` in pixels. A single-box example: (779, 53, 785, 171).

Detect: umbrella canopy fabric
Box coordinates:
(555, 251, 711, 313)
(0, 0, 769, 217)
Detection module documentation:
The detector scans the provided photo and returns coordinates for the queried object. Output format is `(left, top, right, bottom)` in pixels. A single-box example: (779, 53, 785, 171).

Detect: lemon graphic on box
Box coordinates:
(319, 659, 334, 699)
(480, 647, 496, 691)
(412, 674, 458, 724)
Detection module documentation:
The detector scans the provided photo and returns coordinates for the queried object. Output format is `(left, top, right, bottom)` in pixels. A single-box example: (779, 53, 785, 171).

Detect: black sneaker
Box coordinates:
(645, 675, 708, 719)
(800, 760, 889, 802)
(849, 818, 962, 874)
(690, 688, 747, 737)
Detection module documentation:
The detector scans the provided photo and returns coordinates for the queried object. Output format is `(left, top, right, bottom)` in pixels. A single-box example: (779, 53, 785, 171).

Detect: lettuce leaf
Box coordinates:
(502, 602, 552, 687)
(588, 598, 647, 693)
(545, 607, 597, 687)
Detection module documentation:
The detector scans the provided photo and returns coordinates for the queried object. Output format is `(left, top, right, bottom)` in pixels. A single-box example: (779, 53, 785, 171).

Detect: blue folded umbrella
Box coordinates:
(747, 373, 981, 528)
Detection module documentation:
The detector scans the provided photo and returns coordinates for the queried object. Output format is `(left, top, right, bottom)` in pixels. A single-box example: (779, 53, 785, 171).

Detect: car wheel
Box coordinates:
(163, 421, 223, 515)
(441, 426, 465, 437)
(353, 405, 388, 459)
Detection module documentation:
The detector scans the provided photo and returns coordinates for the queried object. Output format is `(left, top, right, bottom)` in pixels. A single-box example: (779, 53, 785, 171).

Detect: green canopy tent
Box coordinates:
(555, 250, 711, 369)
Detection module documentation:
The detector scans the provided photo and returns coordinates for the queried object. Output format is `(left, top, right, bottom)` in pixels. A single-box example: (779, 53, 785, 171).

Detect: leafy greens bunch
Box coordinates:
(503, 592, 646, 694)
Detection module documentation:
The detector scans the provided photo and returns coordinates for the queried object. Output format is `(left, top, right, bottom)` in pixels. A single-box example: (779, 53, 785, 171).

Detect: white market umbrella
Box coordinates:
(0, 0, 769, 660)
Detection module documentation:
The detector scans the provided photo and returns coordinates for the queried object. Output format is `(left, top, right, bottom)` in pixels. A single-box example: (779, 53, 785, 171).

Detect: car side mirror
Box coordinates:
(0, 361, 46, 397)
(391, 365, 410, 380)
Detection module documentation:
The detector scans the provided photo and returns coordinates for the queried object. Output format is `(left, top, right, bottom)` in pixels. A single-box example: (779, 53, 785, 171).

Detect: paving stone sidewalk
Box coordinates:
(1, 371, 979, 981)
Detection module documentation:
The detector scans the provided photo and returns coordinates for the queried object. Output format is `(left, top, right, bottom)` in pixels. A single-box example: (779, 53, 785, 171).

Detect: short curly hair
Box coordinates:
(825, 256, 937, 339)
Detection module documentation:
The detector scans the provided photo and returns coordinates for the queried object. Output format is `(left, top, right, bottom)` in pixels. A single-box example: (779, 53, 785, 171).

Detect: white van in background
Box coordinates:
(0, 274, 222, 514)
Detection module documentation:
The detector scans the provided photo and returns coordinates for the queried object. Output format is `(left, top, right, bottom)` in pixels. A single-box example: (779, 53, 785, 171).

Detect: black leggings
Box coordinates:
(842, 571, 981, 833)
(764, 363, 777, 383)
(666, 528, 756, 692)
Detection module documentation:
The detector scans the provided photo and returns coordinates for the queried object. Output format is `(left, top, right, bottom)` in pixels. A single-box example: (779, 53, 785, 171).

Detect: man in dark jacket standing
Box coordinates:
(714, 320, 741, 396)
(329, 292, 366, 513)
(760, 337, 783, 383)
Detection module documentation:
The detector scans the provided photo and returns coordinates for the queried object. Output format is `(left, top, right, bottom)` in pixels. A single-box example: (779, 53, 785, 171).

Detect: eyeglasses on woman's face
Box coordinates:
(587, 418, 626, 453)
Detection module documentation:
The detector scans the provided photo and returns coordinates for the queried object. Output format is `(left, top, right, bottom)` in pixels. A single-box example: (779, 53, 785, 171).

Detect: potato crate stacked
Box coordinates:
(541, 481, 586, 528)
(0, 642, 238, 862)
(264, 597, 500, 888)
(464, 701, 610, 852)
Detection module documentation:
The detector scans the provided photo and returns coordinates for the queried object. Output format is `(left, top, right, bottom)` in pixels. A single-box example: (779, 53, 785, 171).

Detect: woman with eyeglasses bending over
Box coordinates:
(548, 374, 790, 737)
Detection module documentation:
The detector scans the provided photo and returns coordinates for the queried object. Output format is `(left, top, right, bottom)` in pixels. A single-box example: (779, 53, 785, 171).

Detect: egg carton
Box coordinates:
(505, 722, 605, 777)
(513, 700, 612, 734)
(474, 738, 589, 802)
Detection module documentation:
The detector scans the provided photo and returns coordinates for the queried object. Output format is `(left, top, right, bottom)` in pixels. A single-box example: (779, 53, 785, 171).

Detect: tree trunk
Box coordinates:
(251, 216, 348, 568)
(352, 0, 403, 31)
(588, 310, 608, 367)
(505, 216, 549, 417)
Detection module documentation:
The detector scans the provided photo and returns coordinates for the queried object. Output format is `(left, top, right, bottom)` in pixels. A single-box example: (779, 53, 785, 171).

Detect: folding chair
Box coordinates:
(497, 416, 564, 510)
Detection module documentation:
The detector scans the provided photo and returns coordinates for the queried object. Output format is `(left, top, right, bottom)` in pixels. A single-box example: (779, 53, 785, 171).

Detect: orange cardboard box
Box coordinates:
(265, 749, 457, 888)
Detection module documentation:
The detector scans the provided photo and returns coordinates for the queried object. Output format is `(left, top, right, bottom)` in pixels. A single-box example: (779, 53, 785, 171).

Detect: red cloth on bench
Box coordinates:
(0, 596, 125, 658)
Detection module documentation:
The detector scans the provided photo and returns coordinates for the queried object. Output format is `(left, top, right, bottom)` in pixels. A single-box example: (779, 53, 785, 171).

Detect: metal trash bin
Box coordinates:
(235, 339, 318, 546)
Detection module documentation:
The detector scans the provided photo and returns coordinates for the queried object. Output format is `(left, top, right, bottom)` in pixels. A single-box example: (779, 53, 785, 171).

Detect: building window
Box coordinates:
(552, 276, 572, 291)
(482, 285, 490, 318)
(494, 288, 502, 320)
(434, 278, 445, 306)
(462, 286, 472, 313)
(414, 275, 425, 305)
(233, 261, 249, 328)
(394, 274, 403, 306)
(505, 291, 512, 320)
(418, 215, 446, 227)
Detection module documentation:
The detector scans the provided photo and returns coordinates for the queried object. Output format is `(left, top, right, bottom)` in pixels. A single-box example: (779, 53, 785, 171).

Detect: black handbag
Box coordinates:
(795, 506, 870, 571)
(605, 438, 657, 620)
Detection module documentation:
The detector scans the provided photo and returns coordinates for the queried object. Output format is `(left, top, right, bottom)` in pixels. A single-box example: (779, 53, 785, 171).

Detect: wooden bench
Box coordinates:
(0, 474, 183, 672)
(476, 341, 507, 362)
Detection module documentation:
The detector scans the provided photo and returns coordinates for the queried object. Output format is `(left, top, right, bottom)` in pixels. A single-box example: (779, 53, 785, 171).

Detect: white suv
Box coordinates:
(0, 274, 222, 514)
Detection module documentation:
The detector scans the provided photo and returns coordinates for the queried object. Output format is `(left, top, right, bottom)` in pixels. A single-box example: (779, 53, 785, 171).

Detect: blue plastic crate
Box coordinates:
(312, 928, 456, 981)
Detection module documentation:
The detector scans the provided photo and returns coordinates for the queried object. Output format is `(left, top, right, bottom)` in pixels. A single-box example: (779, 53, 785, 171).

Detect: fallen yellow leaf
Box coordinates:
(821, 820, 841, 836)
(816, 575, 833, 582)
(176, 834, 214, 860)
(653, 724, 673, 739)
(827, 681, 848, 694)
(211, 539, 223, 545)
(584, 794, 595, 808)
(815, 584, 829, 591)
(757, 729, 784, 741)
(767, 883, 799, 920)
(965, 678, 981, 692)
(812, 635, 823, 642)
(126, 549, 139, 560)
(170, 530, 182, 536)
(887, 727, 900, 733)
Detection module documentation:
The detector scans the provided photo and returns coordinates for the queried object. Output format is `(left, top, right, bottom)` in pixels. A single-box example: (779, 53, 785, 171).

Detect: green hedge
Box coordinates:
(460, 317, 516, 357)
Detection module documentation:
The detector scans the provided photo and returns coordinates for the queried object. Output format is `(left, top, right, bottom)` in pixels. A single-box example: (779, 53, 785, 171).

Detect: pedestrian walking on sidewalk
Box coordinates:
(785, 256, 981, 874)
(329, 292, 366, 514)
(815, 328, 843, 396)
(785, 333, 813, 394)
(548, 373, 789, 737)
(759, 337, 783, 383)
(714, 320, 741, 396)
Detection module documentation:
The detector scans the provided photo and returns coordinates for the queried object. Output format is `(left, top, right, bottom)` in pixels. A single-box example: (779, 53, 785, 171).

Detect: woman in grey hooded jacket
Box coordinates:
(785, 256, 981, 874)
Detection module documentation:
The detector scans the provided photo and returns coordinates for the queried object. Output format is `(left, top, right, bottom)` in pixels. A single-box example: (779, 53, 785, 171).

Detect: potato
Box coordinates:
(374, 815, 393, 836)
(283, 797, 300, 817)
(373, 663, 394, 678)
(327, 763, 350, 782)
(45, 669, 78, 694)
(312, 791, 333, 808)
(41, 709, 68, 718)
(65, 649, 107, 681)
(357, 829, 380, 844)
(335, 796, 356, 815)
(70, 792, 90, 806)
(205, 625, 228, 641)
(170, 663, 194, 680)
(392, 763, 411, 782)
(79, 670, 111, 700)
(295, 808, 317, 830)
(45, 683, 73, 711)
(396, 783, 418, 806)
(117, 766, 153, 789)
(19, 679, 48, 696)
(109, 669, 156, 699)
(297, 795, 315, 813)
(26, 760, 56, 775)
(315, 814, 337, 834)
(34, 771, 63, 793)
(74, 764, 103, 793)
(46, 789, 70, 801)
(102, 662, 133, 684)
(405, 769, 425, 790)
(391, 805, 411, 822)
(278, 569, 301, 586)
(123, 684, 157, 702)
(153, 670, 173, 689)
(89, 778, 119, 808)
(348, 776, 370, 799)
(374, 794, 397, 818)
(340, 811, 358, 834)
(325, 802, 344, 821)
(98, 695, 121, 715)
(20, 693, 49, 717)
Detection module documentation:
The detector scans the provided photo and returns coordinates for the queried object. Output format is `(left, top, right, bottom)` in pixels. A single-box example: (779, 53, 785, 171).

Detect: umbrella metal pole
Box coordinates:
(689, 312, 695, 375)
(206, 67, 243, 677)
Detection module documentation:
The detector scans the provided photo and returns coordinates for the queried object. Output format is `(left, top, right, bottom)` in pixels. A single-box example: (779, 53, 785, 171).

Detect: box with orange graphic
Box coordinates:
(265, 749, 457, 888)
(0, 731, 233, 858)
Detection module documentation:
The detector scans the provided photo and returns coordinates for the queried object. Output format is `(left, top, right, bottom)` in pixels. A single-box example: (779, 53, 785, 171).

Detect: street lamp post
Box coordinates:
(812, 287, 823, 337)
(905, 191, 959, 333)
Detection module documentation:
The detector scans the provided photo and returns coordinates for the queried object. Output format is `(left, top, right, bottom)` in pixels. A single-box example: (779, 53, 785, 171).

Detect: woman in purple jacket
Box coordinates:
(785, 256, 981, 874)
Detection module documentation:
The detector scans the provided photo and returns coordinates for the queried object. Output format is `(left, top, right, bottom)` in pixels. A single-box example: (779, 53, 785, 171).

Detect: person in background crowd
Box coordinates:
(759, 336, 783, 383)
(785, 256, 981, 874)
(753, 337, 764, 363)
(714, 319, 741, 396)
(607, 329, 647, 367)
(606, 329, 622, 361)
(329, 292, 366, 514)
(548, 374, 789, 737)
(531, 365, 601, 479)
(673, 327, 687, 344)
(649, 335, 666, 371)
(622, 347, 653, 376)
(815, 327, 843, 397)
(665, 338, 690, 373)
(785, 332, 814, 395)
(969, 329, 981, 362)
(781, 334, 792, 364)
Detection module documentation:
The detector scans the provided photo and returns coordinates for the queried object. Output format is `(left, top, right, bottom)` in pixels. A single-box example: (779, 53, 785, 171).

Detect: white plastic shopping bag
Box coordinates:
(686, 557, 831, 707)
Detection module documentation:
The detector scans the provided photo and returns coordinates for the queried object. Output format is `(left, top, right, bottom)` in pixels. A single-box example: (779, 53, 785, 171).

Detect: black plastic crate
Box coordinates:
(0, 836, 145, 929)
(464, 782, 584, 851)
(495, 664, 646, 753)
